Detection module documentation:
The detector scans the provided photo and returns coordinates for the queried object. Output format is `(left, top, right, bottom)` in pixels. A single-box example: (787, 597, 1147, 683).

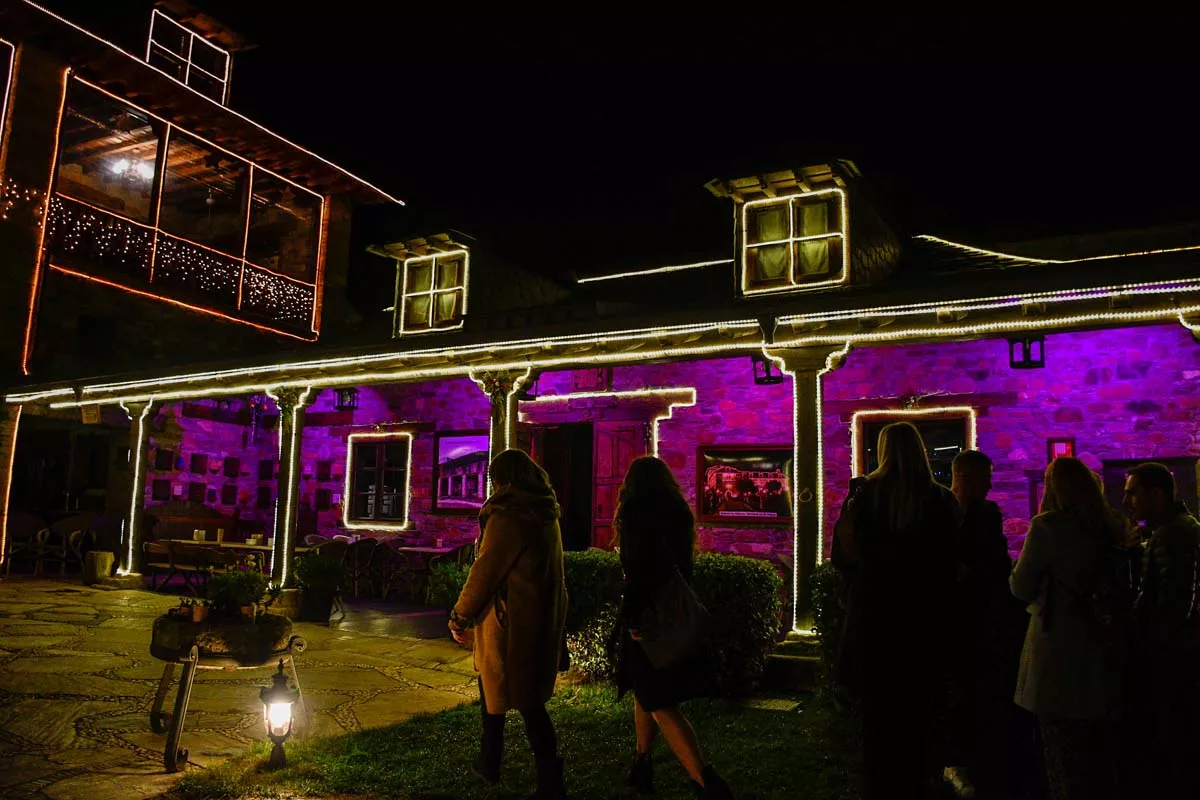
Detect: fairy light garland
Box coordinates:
(341, 431, 414, 532)
(519, 387, 697, 457)
(243, 265, 315, 325)
(849, 406, 979, 477)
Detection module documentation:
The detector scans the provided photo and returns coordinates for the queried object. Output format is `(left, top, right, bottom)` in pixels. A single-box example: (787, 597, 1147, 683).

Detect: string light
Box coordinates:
(0, 38, 14, 166)
(0, 404, 21, 570)
(576, 259, 733, 284)
(48, 265, 316, 341)
(21, 66, 69, 376)
(849, 406, 979, 477)
(147, 9, 231, 104)
(741, 188, 850, 296)
(915, 234, 1200, 265)
(396, 250, 468, 335)
(341, 431, 414, 531)
(4, 318, 760, 404)
(119, 401, 153, 574)
(0, 179, 46, 222)
(518, 387, 696, 457)
(265, 387, 312, 587)
(26, 2, 402, 204)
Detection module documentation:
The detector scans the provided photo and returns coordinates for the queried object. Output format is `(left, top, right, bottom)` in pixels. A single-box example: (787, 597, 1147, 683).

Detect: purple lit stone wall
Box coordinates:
(821, 322, 1200, 556)
(537, 358, 795, 558)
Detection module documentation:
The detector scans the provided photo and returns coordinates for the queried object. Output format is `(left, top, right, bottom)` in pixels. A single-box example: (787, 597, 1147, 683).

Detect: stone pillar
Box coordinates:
(767, 346, 848, 629)
(268, 387, 313, 588)
(470, 369, 535, 469)
(121, 401, 154, 576)
(0, 403, 23, 572)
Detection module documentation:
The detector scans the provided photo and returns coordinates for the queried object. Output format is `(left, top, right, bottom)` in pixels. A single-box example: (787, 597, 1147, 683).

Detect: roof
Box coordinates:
(2, 1, 401, 204)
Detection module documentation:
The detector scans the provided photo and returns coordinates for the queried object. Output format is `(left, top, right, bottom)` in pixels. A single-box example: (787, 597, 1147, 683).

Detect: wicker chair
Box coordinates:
(2, 513, 44, 575)
(345, 538, 380, 598)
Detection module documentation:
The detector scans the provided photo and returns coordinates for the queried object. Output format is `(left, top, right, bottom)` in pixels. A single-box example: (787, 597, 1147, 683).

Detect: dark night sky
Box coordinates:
(40, 2, 1200, 283)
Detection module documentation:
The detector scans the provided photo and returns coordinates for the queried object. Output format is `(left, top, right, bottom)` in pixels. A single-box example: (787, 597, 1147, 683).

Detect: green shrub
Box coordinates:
(294, 553, 347, 593)
(427, 560, 471, 610)
(810, 560, 846, 686)
(207, 568, 270, 615)
(562, 550, 623, 680)
(692, 553, 782, 695)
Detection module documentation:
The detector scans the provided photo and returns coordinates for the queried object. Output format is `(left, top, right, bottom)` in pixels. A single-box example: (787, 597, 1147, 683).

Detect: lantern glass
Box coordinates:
(267, 701, 292, 736)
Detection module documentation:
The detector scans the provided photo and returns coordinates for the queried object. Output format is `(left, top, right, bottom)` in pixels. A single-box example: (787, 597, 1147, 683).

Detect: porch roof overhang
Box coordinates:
(8, 237, 1200, 411)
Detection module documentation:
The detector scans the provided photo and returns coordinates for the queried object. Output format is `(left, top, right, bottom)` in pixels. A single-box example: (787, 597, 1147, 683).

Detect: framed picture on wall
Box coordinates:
(696, 445, 793, 525)
(433, 431, 490, 514)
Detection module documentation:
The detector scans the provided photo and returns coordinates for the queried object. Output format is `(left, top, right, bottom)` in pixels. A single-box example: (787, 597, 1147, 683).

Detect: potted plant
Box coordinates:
(294, 553, 346, 622)
(178, 597, 210, 623)
(208, 568, 270, 621)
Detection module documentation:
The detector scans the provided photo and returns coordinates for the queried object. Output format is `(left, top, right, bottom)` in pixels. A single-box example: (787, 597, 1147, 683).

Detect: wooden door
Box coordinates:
(592, 423, 646, 549)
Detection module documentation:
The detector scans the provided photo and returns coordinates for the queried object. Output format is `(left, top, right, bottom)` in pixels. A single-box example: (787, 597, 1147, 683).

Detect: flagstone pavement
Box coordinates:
(0, 577, 478, 800)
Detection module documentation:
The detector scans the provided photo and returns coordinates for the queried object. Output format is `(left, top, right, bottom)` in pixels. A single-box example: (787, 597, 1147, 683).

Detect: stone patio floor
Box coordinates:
(0, 577, 477, 800)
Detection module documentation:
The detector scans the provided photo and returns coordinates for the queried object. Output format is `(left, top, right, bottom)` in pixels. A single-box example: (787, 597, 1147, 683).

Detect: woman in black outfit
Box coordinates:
(613, 456, 733, 800)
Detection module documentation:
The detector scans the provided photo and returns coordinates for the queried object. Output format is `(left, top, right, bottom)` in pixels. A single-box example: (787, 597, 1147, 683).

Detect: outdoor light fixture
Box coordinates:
(260, 659, 299, 769)
(750, 352, 784, 385)
(333, 387, 359, 412)
(1009, 335, 1045, 369)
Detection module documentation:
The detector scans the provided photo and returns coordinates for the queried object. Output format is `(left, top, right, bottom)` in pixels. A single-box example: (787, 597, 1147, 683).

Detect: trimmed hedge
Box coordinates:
(810, 560, 847, 689)
(430, 549, 782, 695)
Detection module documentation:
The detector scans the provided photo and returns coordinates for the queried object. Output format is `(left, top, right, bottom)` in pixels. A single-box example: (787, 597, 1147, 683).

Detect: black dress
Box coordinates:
(613, 498, 701, 711)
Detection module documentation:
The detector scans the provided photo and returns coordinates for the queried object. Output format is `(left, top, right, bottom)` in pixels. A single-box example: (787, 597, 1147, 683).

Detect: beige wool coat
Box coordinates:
(1011, 511, 1125, 720)
(452, 488, 568, 714)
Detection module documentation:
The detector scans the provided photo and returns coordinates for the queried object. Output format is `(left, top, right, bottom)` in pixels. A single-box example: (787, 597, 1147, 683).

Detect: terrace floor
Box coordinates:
(0, 577, 476, 800)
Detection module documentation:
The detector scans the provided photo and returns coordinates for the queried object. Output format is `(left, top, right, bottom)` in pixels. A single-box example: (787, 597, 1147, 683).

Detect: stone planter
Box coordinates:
(298, 590, 335, 622)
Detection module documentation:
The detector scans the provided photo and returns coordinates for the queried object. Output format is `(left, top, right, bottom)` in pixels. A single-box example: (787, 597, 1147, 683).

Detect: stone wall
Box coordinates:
(538, 358, 795, 558)
(821, 322, 1200, 556)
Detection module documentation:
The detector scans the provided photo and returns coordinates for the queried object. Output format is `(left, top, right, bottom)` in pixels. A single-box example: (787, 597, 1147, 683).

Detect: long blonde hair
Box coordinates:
(1040, 456, 1126, 545)
(867, 421, 938, 532)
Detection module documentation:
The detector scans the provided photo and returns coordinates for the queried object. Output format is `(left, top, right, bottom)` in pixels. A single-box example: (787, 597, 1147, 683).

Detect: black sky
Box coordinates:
(41, 2, 1200, 281)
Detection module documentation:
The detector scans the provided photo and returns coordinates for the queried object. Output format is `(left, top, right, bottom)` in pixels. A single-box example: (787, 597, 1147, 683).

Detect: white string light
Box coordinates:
(576, 259, 733, 284)
(118, 401, 153, 575)
(264, 386, 312, 587)
(915, 234, 1200, 265)
(519, 387, 697, 457)
(341, 431, 414, 532)
(849, 406, 979, 477)
(0, 404, 22, 570)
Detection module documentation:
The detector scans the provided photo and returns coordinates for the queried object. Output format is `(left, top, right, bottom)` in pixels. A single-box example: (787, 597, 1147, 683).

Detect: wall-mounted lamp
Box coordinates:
(334, 388, 359, 412)
(1009, 336, 1045, 369)
(751, 352, 784, 385)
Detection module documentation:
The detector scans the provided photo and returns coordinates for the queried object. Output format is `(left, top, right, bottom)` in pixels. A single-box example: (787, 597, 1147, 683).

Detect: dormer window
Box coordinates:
(146, 9, 231, 103)
(396, 250, 468, 335)
(741, 189, 847, 294)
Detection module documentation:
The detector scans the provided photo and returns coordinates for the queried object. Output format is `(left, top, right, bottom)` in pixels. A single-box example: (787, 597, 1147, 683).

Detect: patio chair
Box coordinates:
(167, 542, 216, 596)
(345, 538, 380, 598)
(36, 529, 71, 576)
(2, 513, 44, 575)
(144, 542, 173, 590)
(378, 542, 418, 602)
(305, 539, 349, 617)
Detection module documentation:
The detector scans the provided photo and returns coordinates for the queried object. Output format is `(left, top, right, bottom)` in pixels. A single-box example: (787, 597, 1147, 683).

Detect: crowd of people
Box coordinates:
(437, 429, 1200, 800)
(833, 421, 1200, 799)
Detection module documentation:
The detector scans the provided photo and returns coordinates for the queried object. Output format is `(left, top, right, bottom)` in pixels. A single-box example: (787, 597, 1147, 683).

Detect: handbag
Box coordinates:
(637, 568, 711, 671)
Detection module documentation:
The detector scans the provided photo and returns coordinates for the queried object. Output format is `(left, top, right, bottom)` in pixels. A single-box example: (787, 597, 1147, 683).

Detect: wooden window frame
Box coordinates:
(395, 250, 468, 336)
(343, 433, 413, 529)
(741, 188, 849, 296)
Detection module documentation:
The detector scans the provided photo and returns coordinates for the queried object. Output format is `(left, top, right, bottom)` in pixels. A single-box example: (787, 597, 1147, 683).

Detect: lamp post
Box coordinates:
(259, 659, 299, 769)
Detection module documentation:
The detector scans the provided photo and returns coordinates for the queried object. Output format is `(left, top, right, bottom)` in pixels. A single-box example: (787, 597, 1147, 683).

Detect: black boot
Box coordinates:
(472, 755, 500, 787)
(690, 765, 732, 800)
(624, 752, 654, 795)
(530, 756, 567, 799)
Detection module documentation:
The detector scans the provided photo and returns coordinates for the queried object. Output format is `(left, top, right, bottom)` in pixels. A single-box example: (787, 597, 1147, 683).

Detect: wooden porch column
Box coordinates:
(121, 401, 155, 575)
(767, 346, 847, 629)
(268, 387, 313, 588)
(470, 369, 536, 469)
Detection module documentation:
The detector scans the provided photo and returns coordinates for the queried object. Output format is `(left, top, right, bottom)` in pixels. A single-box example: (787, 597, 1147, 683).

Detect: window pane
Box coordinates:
(384, 442, 409, 467)
(55, 82, 159, 221)
(186, 70, 225, 104)
(433, 290, 462, 324)
(159, 131, 247, 255)
(188, 37, 228, 80)
(246, 172, 320, 281)
(746, 203, 788, 245)
(406, 261, 433, 293)
(404, 295, 431, 329)
(148, 46, 187, 81)
(795, 237, 838, 278)
(353, 443, 377, 469)
(794, 198, 835, 237)
(746, 244, 789, 285)
(150, 15, 189, 58)
(436, 256, 463, 289)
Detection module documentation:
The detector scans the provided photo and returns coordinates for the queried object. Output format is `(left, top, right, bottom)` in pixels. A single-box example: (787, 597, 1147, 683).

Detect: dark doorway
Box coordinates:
(10, 422, 114, 521)
(538, 423, 593, 551)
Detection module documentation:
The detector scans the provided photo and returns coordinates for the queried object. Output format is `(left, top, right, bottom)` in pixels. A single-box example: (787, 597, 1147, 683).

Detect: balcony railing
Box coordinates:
(44, 194, 317, 339)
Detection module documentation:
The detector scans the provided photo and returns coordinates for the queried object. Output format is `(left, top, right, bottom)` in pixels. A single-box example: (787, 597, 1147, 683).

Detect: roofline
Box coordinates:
(23, 0, 404, 206)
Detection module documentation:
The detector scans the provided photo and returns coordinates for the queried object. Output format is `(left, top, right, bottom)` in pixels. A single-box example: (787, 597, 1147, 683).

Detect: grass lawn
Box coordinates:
(170, 685, 861, 800)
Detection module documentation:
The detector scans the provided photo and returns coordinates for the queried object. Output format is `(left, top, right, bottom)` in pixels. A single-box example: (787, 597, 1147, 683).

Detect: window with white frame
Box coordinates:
(396, 250, 468, 335)
(347, 437, 410, 524)
(146, 10, 231, 104)
(742, 190, 846, 293)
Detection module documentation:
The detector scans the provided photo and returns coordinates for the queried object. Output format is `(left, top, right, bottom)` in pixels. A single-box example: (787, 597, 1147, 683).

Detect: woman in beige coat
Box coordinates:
(449, 449, 568, 799)
(1011, 456, 1132, 799)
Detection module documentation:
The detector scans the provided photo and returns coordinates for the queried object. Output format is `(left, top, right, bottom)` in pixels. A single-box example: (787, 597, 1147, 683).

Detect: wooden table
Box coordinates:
(169, 540, 311, 573)
(392, 545, 457, 556)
